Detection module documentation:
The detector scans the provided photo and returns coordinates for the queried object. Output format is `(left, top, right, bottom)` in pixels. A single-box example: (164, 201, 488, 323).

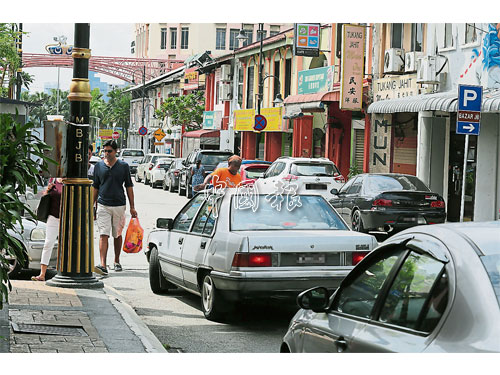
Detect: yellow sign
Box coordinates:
(154, 128, 166, 141)
(234, 108, 283, 132)
(99, 129, 122, 139)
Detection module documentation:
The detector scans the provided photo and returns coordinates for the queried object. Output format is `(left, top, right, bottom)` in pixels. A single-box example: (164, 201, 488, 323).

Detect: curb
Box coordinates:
(103, 285, 167, 353)
(0, 300, 9, 354)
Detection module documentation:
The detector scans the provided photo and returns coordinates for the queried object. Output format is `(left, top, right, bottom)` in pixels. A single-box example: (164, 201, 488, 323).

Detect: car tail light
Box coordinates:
(231, 253, 272, 267)
(333, 173, 345, 183)
(149, 163, 153, 170)
(373, 199, 392, 207)
(174, 171, 179, 176)
(430, 200, 445, 208)
(352, 252, 368, 266)
(156, 165, 162, 169)
(282, 174, 298, 181)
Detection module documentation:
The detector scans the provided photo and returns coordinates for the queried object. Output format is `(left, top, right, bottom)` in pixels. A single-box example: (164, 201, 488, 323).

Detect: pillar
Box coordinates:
(292, 115, 313, 157)
(264, 132, 282, 162)
(241, 131, 256, 159)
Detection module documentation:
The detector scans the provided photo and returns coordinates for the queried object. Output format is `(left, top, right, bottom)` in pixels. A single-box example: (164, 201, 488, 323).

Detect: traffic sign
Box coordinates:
(154, 128, 166, 141)
(138, 126, 147, 136)
(112, 131, 120, 139)
(253, 114, 267, 132)
(456, 84, 482, 136)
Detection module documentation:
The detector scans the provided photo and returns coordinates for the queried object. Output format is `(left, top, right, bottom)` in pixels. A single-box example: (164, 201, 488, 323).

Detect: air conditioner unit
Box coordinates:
(405, 51, 423, 73)
(384, 48, 405, 74)
(416, 56, 439, 84)
(220, 65, 232, 82)
(220, 82, 232, 101)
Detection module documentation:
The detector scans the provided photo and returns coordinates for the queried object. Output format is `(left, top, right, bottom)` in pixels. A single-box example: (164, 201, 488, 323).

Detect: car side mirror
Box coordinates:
(157, 218, 174, 230)
(330, 188, 339, 195)
(297, 287, 330, 313)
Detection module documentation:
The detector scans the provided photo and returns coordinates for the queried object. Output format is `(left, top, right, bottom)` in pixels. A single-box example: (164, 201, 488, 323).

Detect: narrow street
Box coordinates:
(92, 181, 297, 353)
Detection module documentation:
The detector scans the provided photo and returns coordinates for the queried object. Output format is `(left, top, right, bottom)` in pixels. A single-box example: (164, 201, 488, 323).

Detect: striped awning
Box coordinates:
(367, 89, 500, 114)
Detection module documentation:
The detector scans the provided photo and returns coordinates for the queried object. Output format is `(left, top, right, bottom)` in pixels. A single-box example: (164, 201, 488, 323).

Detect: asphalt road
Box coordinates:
(92, 179, 298, 353)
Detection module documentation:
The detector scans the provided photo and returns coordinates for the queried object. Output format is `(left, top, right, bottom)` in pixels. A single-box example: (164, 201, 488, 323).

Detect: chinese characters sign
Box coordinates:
(203, 111, 222, 130)
(372, 74, 419, 102)
(297, 66, 336, 95)
(340, 24, 365, 111)
(293, 23, 320, 57)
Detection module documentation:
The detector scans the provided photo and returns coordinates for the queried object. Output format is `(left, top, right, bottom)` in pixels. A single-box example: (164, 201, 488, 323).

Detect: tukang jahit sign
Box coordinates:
(340, 24, 365, 111)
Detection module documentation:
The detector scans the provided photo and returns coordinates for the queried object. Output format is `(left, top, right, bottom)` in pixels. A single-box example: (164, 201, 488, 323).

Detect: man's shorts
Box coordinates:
(96, 204, 126, 238)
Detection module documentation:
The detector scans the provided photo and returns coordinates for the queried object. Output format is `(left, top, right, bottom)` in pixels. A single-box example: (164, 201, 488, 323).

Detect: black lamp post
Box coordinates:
(47, 23, 103, 289)
(131, 65, 146, 150)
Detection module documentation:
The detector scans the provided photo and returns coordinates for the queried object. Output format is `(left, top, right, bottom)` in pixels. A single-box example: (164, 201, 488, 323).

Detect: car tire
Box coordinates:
(135, 173, 141, 182)
(169, 178, 175, 192)
(149, 247, 175, 294)
(162, 179, 168, 191)
(2, 248, 22, 277)
(201, 273, 226, 321)
(145, 176, 150, 185)
(351, 210, 366, 233)
(179, 183, 185, 196)
(186, 183, 192, 199)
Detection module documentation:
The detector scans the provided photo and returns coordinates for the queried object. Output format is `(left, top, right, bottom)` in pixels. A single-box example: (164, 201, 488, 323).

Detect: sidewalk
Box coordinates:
(0, 279, 167, 353)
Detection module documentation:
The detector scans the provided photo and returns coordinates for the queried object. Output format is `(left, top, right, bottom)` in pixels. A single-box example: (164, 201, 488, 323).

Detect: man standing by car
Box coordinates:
(93, 140, 137, 275)
(198, 155, 242, 190)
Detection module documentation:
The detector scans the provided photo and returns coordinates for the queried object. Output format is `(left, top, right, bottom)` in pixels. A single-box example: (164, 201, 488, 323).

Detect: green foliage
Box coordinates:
(155, 91, 205, 131)
(348, 161, 363, 179)
(0, 113, 55, 309)
(21, 89, 70, 125)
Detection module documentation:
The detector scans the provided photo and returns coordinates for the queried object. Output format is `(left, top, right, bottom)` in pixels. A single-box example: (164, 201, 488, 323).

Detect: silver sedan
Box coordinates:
(281, 221, 500, 352)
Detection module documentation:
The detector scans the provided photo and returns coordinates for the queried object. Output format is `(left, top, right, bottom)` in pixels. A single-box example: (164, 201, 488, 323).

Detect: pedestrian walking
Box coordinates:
(31, 177, 63, 281)
(88, 145, 95, 180)
(198, 155, 242, 190)
(191, 159, 205, 196)
(92, 140, 137, 275)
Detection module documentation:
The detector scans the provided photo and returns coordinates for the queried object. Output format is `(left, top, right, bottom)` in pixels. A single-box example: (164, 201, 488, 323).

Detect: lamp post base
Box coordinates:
(46, 274, 103, 289)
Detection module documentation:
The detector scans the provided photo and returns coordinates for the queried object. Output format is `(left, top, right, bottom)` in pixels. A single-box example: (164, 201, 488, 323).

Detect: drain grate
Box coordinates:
(11, 322, 88, 337)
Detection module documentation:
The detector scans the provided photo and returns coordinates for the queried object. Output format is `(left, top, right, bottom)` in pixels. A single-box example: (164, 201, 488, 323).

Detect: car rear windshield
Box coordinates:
(159, 161, 173, 168)
(290, 162, 339, 177)
(480, 254, 500, 308)
(122, 150, 144, 157)
(365, 175, 430, 193)
(244, 166, 269, 179)
(201, 153, 232, 165)
(231, 195, 348, 231)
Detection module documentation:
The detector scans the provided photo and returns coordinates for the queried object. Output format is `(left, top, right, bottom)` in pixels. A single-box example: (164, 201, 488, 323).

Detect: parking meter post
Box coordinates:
(46, 23, 103, 289)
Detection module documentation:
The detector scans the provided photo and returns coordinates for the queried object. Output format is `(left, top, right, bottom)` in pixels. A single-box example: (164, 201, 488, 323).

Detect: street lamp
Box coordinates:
(131, 66, 147, 150)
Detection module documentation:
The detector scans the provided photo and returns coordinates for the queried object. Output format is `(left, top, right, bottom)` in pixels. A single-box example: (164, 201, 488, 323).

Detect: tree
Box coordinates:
(0, 23, 33, 98)
(20, 89, 70, 126)
(0, 113, 54, 309)
(155, 91, 205, 131)
(105, 87, 131, 142)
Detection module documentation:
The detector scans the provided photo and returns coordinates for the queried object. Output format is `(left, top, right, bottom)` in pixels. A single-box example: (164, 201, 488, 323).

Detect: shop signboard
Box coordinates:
(234, 108, 283, 132)
(203, 111, 222, 130)
(373, 74, 419, 102)
(340, 24, 365, 111)
(183, 67, 199, 90)
(298, 66, 336, 95)
(99, 129, 121, 139)
(293, 23, 320, 57)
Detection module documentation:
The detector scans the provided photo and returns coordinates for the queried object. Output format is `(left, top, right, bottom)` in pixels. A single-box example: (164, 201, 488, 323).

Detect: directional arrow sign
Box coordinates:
(457, 122, 478, 134)
(456, 84, 482, 136)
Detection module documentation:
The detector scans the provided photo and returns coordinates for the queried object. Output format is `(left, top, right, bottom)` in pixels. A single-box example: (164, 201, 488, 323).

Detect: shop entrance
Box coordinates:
(447, 114, 477, 222)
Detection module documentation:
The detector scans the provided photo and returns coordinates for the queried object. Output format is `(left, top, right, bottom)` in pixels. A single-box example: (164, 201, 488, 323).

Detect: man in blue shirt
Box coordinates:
(93, 140, 137, 275)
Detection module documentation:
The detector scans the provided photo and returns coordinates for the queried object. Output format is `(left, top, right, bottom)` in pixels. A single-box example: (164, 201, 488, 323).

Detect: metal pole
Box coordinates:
(257, 23, 264, 116)
(57, 67, 60, 114)
(16, 23, 22, 101)
(47, 23, 103, 289)
(459, 134, 469, 222)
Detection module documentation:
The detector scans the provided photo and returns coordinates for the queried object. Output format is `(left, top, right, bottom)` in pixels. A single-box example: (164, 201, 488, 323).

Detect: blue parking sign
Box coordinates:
(457, 85, 482, 136)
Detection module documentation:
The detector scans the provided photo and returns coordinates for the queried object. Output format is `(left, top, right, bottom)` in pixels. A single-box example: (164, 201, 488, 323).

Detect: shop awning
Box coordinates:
(283, 91, 340, 119)
(182, 129, 220, 138)
(367, 88, 500, 114)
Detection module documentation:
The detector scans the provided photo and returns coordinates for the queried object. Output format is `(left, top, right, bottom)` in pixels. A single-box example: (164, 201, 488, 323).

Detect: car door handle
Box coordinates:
(334, 337, 348, 353)
(178, 238, 184, 245)
(200, 241, 207, 249)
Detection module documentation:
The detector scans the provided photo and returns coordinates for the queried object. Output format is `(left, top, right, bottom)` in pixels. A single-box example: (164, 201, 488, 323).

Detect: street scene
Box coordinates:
(1, 9, 500, 366)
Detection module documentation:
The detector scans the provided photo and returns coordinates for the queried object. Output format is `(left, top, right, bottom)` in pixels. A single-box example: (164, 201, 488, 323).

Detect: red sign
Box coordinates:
(112, 131, 120, 139)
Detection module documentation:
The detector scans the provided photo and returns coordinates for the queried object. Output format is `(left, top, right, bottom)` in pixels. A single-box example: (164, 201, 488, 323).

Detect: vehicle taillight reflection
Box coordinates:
(232, 253, 272, 267)
(430, 200, 445, 208)
(352, 252, 368, 266)
(373, 199, 393, 207)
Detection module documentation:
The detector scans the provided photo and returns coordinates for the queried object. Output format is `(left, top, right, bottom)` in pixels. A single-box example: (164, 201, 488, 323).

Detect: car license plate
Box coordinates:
(296, 254, 326, 264)
(402, 217, 416, 222)
(132, 161, 138, 164)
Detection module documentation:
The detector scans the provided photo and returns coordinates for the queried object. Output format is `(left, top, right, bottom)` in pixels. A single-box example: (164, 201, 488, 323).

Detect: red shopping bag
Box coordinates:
(123, 217, 144, 253)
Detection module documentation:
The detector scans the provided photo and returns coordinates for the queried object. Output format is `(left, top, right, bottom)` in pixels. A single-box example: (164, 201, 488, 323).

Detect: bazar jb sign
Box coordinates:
(340, 24, 365, 111)
(293, 23, 320, 57)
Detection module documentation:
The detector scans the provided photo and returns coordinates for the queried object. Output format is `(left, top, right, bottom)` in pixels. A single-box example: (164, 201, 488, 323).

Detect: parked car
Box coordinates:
(118, 148, 145, 175)
(3, 217, 58, 277)
(214, 159, 272, 185)
(135, 153, 172, 184)
(178, 149, 234, 198)
(256, 157, 345, 202)
(146, 187, 378, 321)
(162, 158, 185, 192)
(281, 221, 500, 353)
(148, 158, 175, 188)
(329, 173, 446, 234)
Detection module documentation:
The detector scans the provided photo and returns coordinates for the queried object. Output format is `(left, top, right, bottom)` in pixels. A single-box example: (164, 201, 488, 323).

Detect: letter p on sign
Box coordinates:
(458, 85, 482, 112)
(463, 90, 477, 107)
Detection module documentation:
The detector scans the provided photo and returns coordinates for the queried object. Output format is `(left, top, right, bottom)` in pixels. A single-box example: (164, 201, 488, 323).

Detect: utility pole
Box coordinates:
(15, 23, 22, 101)
(47, 23, 103, 289)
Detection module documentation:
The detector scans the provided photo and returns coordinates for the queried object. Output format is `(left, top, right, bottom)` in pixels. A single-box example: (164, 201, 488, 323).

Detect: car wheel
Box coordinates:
(186, 183, 192, 198)
(351, 210, 366, 233)
(1, 248, 22, 277)
(162, 179, 167, 191)
(179, 183, 185, 196)
(149, 247, 175, 294)
(145, 175, 150, 185)
(169, 178, 175, 192)
(135, 173, 141, 182)
(201, 273, 226, 321)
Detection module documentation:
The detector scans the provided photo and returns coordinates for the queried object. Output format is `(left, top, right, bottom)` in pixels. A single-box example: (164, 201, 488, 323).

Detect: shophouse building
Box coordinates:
(367, 23, 500, 222)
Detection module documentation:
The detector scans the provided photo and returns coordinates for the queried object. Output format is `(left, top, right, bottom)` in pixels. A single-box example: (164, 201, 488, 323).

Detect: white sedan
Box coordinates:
(146, 185, 378, 321)
(147, 158, 175, 188)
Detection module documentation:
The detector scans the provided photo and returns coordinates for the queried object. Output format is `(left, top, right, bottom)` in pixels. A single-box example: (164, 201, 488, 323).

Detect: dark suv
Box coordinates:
(179, 149, 234, 198)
